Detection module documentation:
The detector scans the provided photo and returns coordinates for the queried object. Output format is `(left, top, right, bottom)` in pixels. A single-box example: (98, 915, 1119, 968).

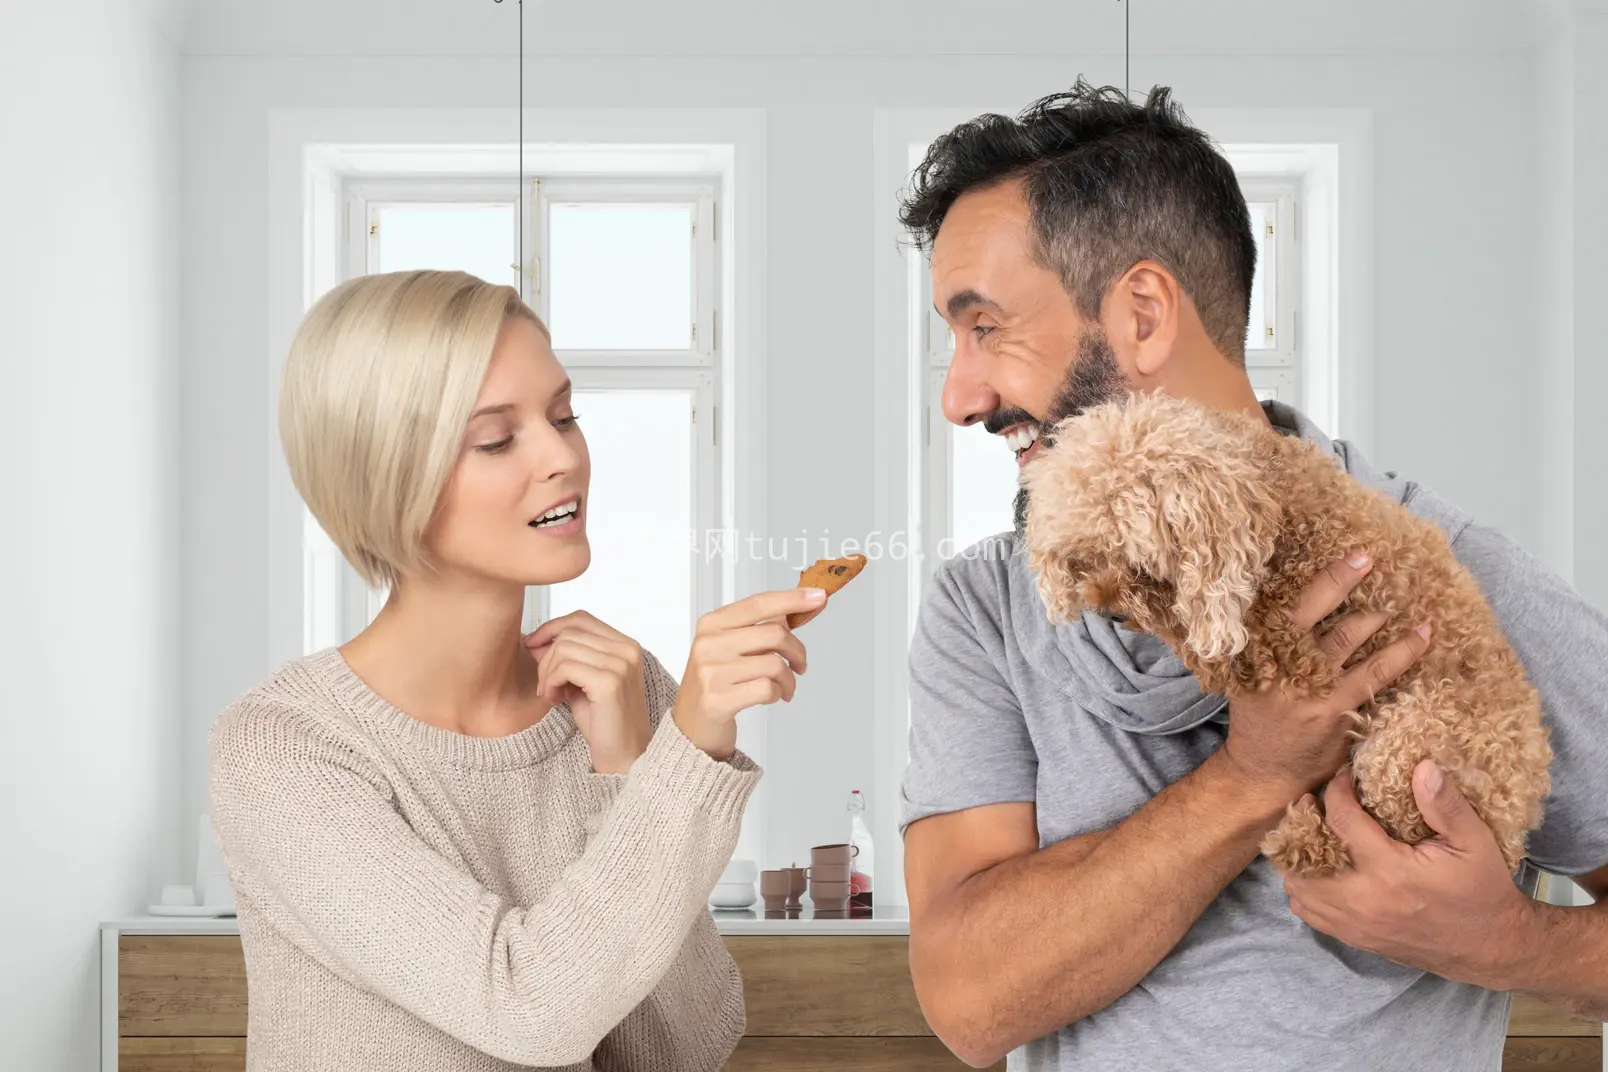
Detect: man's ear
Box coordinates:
(1111, 262, 1181, 380)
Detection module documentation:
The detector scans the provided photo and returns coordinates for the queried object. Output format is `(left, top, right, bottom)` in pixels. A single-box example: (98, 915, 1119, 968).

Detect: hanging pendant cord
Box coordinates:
(518, 0, 524, 282)
(495, 0, 526, 288)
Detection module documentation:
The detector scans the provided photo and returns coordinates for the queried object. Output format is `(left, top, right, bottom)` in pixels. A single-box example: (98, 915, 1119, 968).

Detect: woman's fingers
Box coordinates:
(707, 621, 807, 673)
(525, 611, 591, 651)
(727, 676, 791, 711)
(716, 654, 798, 705)
(527, 616, 643, 685)
(700, 587, 826, 633)
(527, 610, 638, 653)
(537, 637, 631, 703)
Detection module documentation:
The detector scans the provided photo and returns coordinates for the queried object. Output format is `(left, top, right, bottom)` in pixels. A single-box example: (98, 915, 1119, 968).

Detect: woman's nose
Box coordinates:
(530, 426, 584, 482)
(940, 347, 1001, 428)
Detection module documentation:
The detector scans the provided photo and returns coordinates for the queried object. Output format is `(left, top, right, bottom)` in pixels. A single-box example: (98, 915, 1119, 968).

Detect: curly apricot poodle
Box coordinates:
(1022, 391, 1552, 876)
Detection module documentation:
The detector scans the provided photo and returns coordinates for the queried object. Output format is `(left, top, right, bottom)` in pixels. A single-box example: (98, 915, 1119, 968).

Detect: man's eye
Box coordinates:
(974, 325, 996, 339)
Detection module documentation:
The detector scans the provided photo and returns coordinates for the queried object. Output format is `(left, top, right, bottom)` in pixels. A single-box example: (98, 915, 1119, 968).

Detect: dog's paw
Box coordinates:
(1261, 796, 1352, 877)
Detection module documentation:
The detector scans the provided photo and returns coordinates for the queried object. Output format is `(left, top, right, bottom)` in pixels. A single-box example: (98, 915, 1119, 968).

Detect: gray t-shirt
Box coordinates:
(900, 406, 1608, 1072)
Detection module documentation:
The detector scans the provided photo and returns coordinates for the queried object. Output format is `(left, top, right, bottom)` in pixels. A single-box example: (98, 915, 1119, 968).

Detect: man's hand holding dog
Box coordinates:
(1218, 549, 1434, 810)
(1281, 760, 1541, 989)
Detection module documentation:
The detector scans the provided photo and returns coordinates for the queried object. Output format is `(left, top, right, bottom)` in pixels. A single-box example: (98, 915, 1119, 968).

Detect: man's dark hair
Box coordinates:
(900, 80, 1256, 362)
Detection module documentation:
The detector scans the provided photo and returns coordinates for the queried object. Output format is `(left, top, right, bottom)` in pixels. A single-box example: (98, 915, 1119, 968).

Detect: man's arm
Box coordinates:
(1511, 863, 1608, 1021)
(906, 753, 1291, 1067)
(906, 551, 1432, 1068)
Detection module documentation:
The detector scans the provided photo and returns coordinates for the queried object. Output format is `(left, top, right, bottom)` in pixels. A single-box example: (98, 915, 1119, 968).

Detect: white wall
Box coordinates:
(1569, 9, 1608, 612)
(179, 13, 1547, 898)
(0, 2, 181, 1068)
(1536, 10, 1576, 584)
(1535, 1, 1608, 612)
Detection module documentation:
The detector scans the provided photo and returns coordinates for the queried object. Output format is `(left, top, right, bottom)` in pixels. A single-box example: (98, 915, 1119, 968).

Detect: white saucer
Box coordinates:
(146, 904, 236, 917)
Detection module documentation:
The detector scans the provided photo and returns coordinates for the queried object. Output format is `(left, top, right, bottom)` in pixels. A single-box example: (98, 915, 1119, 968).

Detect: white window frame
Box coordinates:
(319, 174, 724, 643)
(347, 180, 530, 293)
(1240, 176, 1302, 405)
(535, 180, 719, 368)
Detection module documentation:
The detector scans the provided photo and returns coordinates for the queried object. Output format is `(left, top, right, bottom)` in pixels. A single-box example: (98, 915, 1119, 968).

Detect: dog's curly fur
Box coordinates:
(1021, 391, 1553, 876)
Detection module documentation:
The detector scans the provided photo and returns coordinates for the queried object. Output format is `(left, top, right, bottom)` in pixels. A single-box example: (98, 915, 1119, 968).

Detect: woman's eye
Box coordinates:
(554, 413, 582, 430)
(477, 436, 514, 454)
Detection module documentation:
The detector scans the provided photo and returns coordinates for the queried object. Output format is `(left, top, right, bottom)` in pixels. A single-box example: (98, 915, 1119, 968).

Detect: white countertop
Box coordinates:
(710, 905, 909, 934)
(102, 905, 910, 937)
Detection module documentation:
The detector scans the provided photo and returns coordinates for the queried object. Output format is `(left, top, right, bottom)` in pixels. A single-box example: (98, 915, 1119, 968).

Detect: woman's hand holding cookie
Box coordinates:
(672, 588, 824, 761)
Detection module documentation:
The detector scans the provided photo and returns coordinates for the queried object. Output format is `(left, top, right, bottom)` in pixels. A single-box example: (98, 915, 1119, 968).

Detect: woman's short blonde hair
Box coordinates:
(279, 269, 546, 589)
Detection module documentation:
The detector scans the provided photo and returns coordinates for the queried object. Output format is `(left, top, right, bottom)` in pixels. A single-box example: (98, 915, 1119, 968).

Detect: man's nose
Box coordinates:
(940, 346, 1000, 427)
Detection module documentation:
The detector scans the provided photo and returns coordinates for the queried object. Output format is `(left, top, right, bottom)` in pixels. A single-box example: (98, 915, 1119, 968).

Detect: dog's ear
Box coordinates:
(1023, 392, 1281, 658)
(1152, 428, 1282, 661)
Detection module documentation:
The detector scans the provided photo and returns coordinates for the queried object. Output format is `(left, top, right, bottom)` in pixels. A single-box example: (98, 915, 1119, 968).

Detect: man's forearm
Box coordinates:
(1507, 900, 1608, 1022)
(912, 751, 1289, 1063)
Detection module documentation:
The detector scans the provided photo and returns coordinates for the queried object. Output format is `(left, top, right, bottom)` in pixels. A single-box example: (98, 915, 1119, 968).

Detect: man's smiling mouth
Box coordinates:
(1000, 420, 1045, 467)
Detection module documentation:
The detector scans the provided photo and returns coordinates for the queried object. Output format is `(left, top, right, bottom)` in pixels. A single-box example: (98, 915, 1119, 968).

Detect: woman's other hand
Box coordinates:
(525, 612, 652, 774)
(672, 588, 824, 761)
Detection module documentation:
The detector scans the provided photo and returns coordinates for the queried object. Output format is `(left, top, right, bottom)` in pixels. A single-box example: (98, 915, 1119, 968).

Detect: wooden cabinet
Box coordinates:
(110, 932, 988, 1071)
(107, 932, 1600, 1071)
(1503, 995, 1603, 1072)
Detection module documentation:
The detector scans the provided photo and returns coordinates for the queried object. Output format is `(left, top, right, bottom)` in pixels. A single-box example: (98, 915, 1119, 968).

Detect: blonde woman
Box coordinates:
(208, 270, 821, 1071)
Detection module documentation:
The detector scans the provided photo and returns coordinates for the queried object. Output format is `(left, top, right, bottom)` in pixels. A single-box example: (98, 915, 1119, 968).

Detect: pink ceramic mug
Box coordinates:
(810, 843, 859, 868)
(807, 863, 851, 883)
(809, 879, 851, 902)
(759, 869, 791, 911)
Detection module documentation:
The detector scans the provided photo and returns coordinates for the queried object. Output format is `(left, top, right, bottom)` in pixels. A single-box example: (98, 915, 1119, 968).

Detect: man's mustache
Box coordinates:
(982, 407, 1037, 436)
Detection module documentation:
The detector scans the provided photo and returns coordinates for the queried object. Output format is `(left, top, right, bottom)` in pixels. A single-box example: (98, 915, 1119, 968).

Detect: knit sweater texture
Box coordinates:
(207, 645, 760, 1071)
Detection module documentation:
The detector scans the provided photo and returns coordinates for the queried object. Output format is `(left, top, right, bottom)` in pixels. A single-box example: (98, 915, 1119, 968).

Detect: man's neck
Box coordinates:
(1155, 341, 1269, 427)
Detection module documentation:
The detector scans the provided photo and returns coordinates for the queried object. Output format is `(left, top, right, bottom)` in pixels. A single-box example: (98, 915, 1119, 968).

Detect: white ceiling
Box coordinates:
(166, 0, 1575, 57)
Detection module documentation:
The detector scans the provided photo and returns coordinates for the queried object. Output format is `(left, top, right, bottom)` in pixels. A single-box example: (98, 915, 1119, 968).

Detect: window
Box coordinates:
(302, 175, 721, 673)
(1239, 177, 1301, 406)
(919, 171, 1305, 574)
(532, 180, 720, 675)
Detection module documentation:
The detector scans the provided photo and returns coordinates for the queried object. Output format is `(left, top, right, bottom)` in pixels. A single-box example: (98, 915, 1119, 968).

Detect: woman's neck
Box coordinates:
(339, 577, 546, 738)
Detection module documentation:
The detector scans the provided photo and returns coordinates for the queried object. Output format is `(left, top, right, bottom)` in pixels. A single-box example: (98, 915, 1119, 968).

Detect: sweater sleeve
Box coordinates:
(207, 681, 761, 1068)
(591, 651, 749, 1070)
(594, 910, 747, 1071)
(573, 649, 729, 839)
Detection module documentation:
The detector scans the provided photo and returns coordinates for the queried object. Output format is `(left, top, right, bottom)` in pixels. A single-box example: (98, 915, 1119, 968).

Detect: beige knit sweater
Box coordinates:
(207, 645, 761, 1072)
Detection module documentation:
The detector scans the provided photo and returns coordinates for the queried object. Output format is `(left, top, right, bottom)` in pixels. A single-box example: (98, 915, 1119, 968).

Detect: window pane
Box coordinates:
(950, 421, 1020, 557)
(548, 203, 695, 351)
(374, 203, 519, 289)
(547, 389, 695, 674)
(1245, 201, 1276, 351)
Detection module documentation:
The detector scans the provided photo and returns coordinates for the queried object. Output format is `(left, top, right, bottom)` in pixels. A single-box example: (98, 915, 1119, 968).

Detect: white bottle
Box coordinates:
(847, 789, 874, 909)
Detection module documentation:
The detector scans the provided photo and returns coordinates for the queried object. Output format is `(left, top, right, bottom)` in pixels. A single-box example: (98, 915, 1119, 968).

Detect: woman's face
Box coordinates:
(424, 316, 591, 589)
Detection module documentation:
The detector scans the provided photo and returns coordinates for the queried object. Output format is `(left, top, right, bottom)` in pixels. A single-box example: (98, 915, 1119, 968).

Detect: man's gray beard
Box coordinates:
(1013, 328, 1128, 539)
